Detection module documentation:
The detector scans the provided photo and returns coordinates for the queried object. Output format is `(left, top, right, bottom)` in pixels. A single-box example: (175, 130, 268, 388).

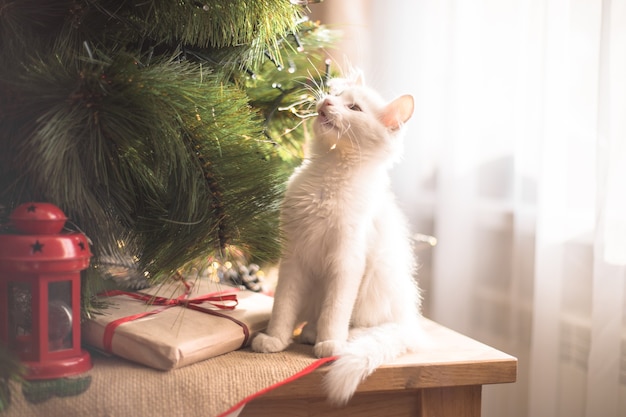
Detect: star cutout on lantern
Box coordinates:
(27, 204, 37, 213)
(31, 240, 44, 253)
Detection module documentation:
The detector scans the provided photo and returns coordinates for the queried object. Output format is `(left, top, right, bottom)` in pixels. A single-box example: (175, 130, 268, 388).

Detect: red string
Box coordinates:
(216, 355, 338, 417)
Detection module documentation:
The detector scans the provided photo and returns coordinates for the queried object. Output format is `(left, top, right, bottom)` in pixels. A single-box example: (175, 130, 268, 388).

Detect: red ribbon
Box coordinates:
(99, 283, 250, 354)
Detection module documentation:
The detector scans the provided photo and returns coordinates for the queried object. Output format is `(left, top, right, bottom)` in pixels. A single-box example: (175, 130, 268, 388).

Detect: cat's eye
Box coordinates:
(348, 103, 362, 112)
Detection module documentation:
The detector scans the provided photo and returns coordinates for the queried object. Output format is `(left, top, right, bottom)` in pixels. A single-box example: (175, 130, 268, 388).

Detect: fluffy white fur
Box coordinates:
(251, 74, 425, 406)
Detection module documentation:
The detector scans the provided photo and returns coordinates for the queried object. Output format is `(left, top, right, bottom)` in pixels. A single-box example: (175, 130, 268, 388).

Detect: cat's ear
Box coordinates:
(380, 95, 414, 130)
(353, 70, 365, 86)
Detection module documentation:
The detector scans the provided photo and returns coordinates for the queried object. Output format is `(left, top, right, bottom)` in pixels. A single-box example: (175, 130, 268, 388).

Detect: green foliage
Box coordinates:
(1, 41, 283, 280)
(0, 0, 304, 77)
(21, 376, 92, 403)
(0, 0, 337, 308)
(112, 0, 299, 54)
(243, 20, 338, 167)
(0, 344, 24, 411)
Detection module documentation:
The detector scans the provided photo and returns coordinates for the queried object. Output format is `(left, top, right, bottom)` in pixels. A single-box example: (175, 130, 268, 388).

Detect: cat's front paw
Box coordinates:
(314, 340, 346, 358)
(251, 333, 290, 353)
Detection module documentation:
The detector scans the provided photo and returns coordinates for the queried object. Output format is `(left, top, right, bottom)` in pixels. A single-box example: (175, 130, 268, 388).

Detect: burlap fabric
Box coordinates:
(5, 344, 326, 417)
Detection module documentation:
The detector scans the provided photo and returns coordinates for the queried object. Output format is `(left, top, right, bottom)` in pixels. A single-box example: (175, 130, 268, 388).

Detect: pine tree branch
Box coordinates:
(0, 0, 338, 314)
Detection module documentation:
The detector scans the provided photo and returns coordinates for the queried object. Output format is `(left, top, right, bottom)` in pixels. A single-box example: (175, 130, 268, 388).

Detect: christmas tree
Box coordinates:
(0, 0, 335, 300)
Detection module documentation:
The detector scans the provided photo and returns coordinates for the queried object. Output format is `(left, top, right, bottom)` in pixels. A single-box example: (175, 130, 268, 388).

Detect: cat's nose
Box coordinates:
(321, 97, 333, 107)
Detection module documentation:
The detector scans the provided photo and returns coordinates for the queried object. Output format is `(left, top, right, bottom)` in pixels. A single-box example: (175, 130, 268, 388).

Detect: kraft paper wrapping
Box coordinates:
(82, 280, 274, 370)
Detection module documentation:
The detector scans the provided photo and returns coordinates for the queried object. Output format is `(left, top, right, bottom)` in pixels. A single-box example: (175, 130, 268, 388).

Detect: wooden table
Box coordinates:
(242, 319, 517, 417)
(4, 319, 515, 417)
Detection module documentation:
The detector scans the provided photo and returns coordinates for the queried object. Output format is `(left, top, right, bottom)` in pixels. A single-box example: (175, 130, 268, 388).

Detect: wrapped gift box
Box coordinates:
(82, 279, 274, 370)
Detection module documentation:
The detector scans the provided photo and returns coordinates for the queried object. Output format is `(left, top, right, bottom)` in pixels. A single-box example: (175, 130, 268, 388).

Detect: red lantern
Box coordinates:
(0, 202, 92, 379)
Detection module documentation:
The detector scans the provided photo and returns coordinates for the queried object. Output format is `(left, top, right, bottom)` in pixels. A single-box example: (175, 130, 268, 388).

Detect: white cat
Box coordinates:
(251, 73, 425, 405)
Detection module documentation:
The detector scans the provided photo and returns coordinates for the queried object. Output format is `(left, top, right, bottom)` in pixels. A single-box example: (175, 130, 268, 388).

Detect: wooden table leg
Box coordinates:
(418, 385, 482, 417)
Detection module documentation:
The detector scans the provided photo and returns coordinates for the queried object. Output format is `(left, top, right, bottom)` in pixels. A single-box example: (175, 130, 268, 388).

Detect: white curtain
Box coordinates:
(309, 1, 626, 416)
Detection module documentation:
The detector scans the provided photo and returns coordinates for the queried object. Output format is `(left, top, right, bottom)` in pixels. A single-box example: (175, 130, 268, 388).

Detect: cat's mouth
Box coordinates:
(317, 110, 335, 128)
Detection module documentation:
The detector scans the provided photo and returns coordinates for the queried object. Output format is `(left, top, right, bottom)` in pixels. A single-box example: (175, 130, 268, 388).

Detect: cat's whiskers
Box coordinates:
(340, 120, 352, 137)
(296, 80, 323, 102)
(288, 74, 328, 120)
(344, 128, 363, 165)
(304, 68, 327, 99)
(281, 97, 318, 120)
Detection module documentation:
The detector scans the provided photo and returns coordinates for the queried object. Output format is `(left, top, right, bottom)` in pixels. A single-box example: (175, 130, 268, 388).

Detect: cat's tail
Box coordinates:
(323, 321, 429, 406)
